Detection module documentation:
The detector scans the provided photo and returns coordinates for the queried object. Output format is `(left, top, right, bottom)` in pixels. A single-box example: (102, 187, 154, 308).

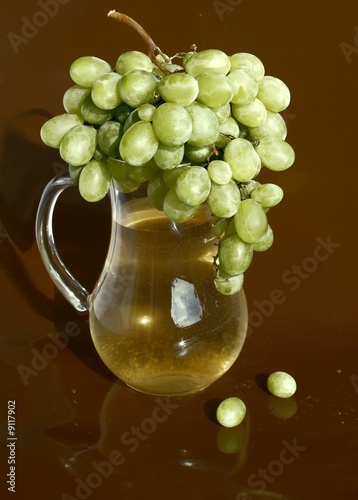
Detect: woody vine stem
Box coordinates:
(108, 10, 174, 74)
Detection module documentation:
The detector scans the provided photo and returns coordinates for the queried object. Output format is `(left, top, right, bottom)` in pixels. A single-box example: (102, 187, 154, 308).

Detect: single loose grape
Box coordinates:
(216, 397, 247, 428)
(267, 371, 297, 398)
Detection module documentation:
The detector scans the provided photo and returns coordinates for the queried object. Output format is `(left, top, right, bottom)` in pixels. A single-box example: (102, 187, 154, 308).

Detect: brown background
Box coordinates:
(0, 0, 357, 499)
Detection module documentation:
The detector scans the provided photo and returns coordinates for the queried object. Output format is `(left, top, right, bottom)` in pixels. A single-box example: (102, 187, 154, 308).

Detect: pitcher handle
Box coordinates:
(35, 175, 90, 312)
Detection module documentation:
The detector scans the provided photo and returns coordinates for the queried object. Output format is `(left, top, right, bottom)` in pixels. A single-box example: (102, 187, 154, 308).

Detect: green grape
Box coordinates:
(175, 166, 211, 206)
(153, 142, 184, 170)
(232, 98, 267, 128)
(196, 72, 234, 108)
(107, 157, 141, 193)
(70, 56, 112, 88)
(59, 124, 97, 166)
(113, 102, 134, 124)
(152, 103, 193, 147)
(40, 113, 83, 148)
(218, 233, 253, 276)
(107, 157, 126, 183)
(182, 51, 195, 66)
(68, 164, 83, 184)
(267, 371, 297, 398)
(119, 120, 158, 166)
(228, 69, 259, 106)
(184, 143, 213, 163)
(93, 145, 108, 162)
(163, 187, 200, 223)
(216, 397, 247, 428)
(234, 198, 268, 244)
(211, 102, 231, 124)
(81, 94, 113, 125)
(147, 172, 169, 210)
(137, 103, 156, 122)
(243, 179, 261, 195)
(255, 137, 295, 171)
(206, 180, 241, 218)
(123, 109, 141, 132)
(184, 49, 231, 77)
(207, 160, 232, 185)
(157, 72, 199, 106)
(63, 85, 90, 115)
(163, 165, 190, 188)
(214, 270, 244, 296)
(230, 52, 265, 81)
(119, 70, 159, 108)
(127, 162, 158, 182)
(223, 138, 261, 182)
(79, 159, 111, 202)
(212, 217, 228, 238)
(257, 76, 291, 112)
(253, 224, 274, 252)
(162, 62, 184, 73)
(91, 72, 122, 110)
(215, 117, 240, 148)
(186, 101, 219, 147)
(97, 121, 124, 157)
(248, 110, 287, 141)
(224, 217, 238, 236)
(250, 183, 284, 207)
(115, 50, 153, 74)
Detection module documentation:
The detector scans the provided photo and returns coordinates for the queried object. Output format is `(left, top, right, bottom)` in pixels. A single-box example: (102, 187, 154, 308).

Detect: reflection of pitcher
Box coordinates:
(36, 176, 248, 395)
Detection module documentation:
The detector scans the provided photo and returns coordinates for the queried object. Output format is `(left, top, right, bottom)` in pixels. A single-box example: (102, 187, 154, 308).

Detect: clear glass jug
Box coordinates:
(36, 176, 248, 396)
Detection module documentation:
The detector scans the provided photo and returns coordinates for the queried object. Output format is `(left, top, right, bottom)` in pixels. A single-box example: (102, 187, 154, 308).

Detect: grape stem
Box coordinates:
(107, 11, 171, 74)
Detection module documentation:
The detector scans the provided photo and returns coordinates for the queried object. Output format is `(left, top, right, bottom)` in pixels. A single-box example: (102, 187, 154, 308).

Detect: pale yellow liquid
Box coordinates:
(89, 199, 247, 396)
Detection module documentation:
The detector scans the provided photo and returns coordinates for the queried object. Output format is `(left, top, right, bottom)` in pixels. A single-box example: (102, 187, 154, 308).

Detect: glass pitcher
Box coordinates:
(36, 175, 248, 396)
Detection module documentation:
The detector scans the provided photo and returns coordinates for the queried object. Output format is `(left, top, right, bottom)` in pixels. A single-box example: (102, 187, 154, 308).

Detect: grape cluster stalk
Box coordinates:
(40, 11, 295, 296)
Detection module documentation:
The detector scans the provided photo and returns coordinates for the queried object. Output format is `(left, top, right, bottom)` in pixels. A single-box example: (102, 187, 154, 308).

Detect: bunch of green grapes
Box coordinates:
(40, 12, 295, 296)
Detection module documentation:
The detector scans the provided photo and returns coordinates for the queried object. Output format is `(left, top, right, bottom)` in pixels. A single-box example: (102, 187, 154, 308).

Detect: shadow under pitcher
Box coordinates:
(36, 175, 248, 396)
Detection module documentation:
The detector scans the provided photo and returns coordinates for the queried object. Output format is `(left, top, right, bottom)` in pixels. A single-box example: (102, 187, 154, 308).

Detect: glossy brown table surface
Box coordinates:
(1, 1, 357, 499)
